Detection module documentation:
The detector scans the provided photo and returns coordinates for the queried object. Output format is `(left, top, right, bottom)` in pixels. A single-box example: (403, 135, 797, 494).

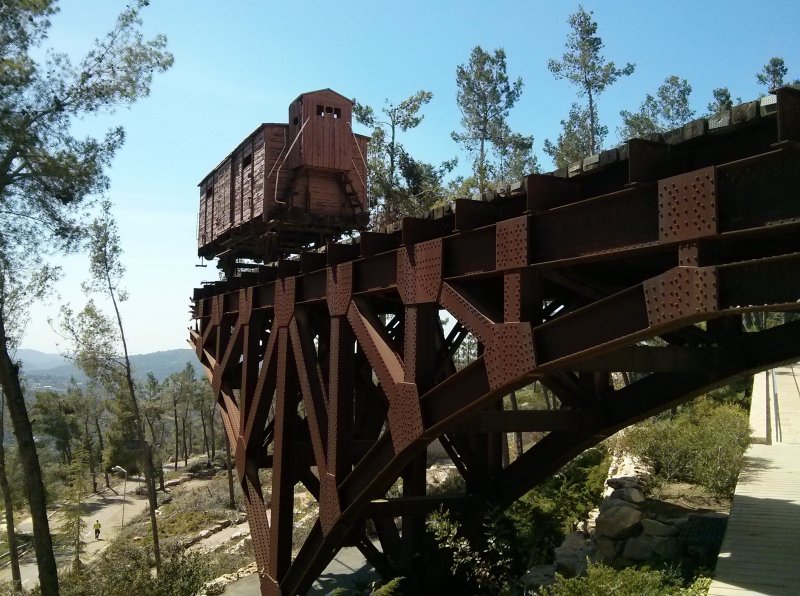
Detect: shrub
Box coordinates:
(428, 509, 518, 595)
(506, 448, 610, 564)
(617, 397, 750, 496)
(540, 562, 710, 596)
(46, 542, 212, 596)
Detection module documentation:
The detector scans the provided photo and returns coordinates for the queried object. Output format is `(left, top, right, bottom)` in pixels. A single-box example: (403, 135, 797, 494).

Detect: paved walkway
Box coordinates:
(222, 545, 376, 595)
(0, 484, 149, 589)
(709, 365, 800, 596)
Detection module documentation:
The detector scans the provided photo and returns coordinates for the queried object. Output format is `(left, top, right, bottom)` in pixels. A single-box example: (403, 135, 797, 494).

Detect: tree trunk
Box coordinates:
(541, 382, 553, 410)
(0, 393, 22, 591)
(209, 406, 216, 460)
(0, 337, 59, 595)
(199, 407, 210, 464)
(509, 391, 524, 459)
(84, 414, 97, 494)
(181, 417, 188, 465)
(188, 417, 193, 460)
(145, 417, 165, 491)
(224, 431, 236, 509)
(587, 88, 596, 154)
(95, 414, 110, 488)
(172, 396, 180, 470)
(104, 265, 162, 573)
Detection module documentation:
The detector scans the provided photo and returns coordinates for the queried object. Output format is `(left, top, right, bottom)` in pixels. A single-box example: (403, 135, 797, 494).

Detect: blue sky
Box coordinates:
(21, 0, 800, 355)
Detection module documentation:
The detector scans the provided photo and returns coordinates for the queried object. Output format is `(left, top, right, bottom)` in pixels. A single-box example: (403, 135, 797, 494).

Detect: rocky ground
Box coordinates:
(552, 453, 731, 583)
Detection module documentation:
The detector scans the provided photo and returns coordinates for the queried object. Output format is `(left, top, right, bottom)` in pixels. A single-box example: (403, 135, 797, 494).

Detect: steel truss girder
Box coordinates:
(190, 102, 800, 595)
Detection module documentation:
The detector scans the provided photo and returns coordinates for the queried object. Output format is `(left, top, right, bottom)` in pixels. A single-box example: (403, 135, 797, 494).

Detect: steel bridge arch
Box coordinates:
(191, 87, 800, 595)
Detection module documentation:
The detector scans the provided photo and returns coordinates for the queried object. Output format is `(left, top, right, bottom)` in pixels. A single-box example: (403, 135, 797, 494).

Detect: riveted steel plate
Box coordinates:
(643, 266, 718, 326)
(273, 277, 295, 328)
(387, 382, 423, 453)
(326, 261, 352, 316)
(504, 272, 522, 322)
(397, 239, 443, 304)
(659, 167, 718, 242)
(485, 322, 536, 391)
(496, 216, 529, 270)
(319, 472, 341, 535)
(238, 286, 253, 321)
(235, 434, 247, 481)
(439, 283, 493, 343)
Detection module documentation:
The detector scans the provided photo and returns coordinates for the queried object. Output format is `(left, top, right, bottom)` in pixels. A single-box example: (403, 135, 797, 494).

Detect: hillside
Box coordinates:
(17, 348, 204, 392)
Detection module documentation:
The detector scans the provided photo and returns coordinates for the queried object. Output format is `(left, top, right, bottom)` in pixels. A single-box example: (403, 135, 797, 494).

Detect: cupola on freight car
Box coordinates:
(197, 89, 369, 269)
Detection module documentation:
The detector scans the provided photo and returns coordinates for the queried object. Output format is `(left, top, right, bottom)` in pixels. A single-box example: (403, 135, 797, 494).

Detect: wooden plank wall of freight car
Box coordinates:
(212, 158, 232, 239)
(197, 180, 208, 249)
(262, 125, 290, 220)
(232, 150, 242, 228)
(242, 135, 256, 223)
(198, 179, 214, 251)
(351, 135, 368, 210)
(253, 129, 266, 220)
(302, 90, 351, 171)
(204, 183, 213, 248)
(308, 172, 346, 216)
(230, 134, 256, 230)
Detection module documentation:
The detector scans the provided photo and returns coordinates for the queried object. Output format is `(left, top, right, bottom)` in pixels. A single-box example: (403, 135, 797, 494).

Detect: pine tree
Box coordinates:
(0, 4, 172, 591)
(453, 46, 533, 195)
(756, 57, 789, 91)
(546, 6, 634, 162)
(619, 75, 694, 140)
(707, 87, 736, 115)
(355, 91, 454, 225)
(62, 446, 90, 570)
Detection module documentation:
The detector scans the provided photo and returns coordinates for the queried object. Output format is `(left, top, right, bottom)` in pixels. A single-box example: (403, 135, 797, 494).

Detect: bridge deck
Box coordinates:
(709, 365, 800, 596)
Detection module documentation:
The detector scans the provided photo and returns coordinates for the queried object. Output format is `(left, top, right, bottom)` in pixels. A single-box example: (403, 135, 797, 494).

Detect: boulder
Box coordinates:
(606, 476, 642, 490)
(554, 531, 591, 577)
(664, 516, 689, 529)
(642, 518, 679, 537)
(652, 536, 681, 560)
(595, 506, 642, 539)
(622, 534, 655, 561)
(609, 487, 645, 504)
(592, 535, 622, 563)
(599, 498, 638, 513)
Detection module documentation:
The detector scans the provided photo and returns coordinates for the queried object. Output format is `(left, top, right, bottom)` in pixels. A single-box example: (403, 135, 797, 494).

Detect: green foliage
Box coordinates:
(425, 448, 609, 593)
(0, 0, 173, 266)
(540, 562, 710, 596)
(47, 542, 211, 596)
(547, 5, 634, 157)
(507, 448, 610, 564)
(103, 388, 142, 475)
(372, 577, 405, 595)
(453, 46, 536, 195)
(61, 445, 90, 568)
(616, 397, 750, 496)
(544, 103, 604, 168)
(32, 389, 80, 463)
(329, 577, 405, 596)
(355, 91, 454, 226)
(428, 509, 518, 595)
(707, 87, 739, 115)
(756, 57, 789, 91)
(620, 75, 695, 140)
(427, 469, 467, 497)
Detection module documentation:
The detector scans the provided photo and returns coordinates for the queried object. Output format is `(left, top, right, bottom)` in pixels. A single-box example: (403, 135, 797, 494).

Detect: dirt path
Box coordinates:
(0, 484, 149, 589)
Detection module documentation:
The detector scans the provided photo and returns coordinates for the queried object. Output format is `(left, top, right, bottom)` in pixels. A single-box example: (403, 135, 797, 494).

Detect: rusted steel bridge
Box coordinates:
(191, 87, 800, 594)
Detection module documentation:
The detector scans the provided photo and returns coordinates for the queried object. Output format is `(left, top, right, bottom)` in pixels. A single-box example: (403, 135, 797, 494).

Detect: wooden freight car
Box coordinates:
(197, 89, 369, 266)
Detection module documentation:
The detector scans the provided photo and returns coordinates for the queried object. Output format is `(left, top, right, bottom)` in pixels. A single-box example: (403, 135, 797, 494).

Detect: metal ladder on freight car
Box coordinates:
(338, 170, 364, 214)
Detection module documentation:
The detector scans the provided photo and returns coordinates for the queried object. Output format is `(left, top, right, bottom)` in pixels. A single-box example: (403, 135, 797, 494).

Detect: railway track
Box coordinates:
(191, 86, 800, 594)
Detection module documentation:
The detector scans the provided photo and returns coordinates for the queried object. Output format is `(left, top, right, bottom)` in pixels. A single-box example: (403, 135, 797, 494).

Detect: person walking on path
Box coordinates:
(94, 520, 101, 540)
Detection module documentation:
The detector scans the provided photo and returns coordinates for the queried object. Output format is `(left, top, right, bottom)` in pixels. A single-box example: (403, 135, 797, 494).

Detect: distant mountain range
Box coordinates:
(15, 348, 204, 392)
